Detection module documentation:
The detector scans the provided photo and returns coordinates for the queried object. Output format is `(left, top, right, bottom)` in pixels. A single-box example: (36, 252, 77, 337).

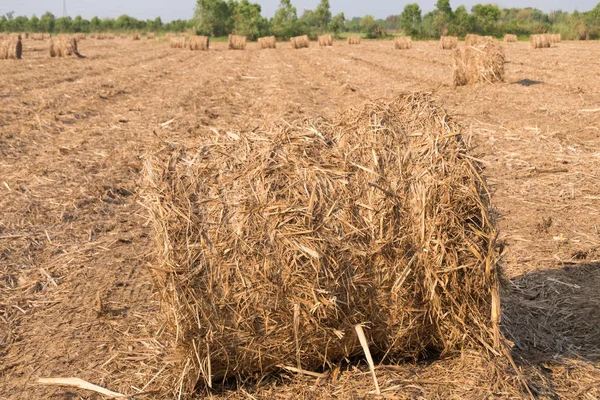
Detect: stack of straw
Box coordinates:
(0, 34, 22, 60)
(228, 34, 247, 50)
(453, 39, 505, 86)
(189, 36, 209, 51)
(290, 35, 309, 49)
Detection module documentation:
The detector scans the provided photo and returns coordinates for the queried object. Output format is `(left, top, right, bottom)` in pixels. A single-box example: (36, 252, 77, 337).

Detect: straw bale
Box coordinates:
(504, 34, 517, 43)
(48, 36, 80, 58)
(318, 35, 333, 46)
(549, 33, 561, 43)
(132, 33, 141, 40)
(290, 35, 309, 49)
(147, 32, 156, 40)
(465, 34, 494, 46)
(0, 34, 22, 60)
(169, 37, 186, 49)
(394, 36, 412, 50)
(453, 39, 505, 86)
(143, 93, 505, 397)
(530, 34, 551, 49)
(189, 35, 210, 51)
(31, 33, 45, 41)
(440, 36, 458, 50)
(228, 34, 247, 50)
(258, 36, 276, 49)
(348, 36, 361, 45)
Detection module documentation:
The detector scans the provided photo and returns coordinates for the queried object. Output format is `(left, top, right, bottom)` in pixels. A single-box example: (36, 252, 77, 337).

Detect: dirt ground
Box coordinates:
(0, 37, 599, 399)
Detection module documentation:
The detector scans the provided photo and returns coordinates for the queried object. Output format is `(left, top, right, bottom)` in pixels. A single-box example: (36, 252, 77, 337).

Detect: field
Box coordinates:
(1, 37, 599, 398)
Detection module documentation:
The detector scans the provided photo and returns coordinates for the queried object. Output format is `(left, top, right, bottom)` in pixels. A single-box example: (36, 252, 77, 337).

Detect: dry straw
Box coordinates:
(147, 32, 156, 40)
(453, 39, 505, 86)
(169, 37, 186, 49)
(530, 34, 551, 49)
(0, 34, 22, 60)
(290, 35, 309, 49)
(143, 93, 507, 397)
(394, 36, 412, 49)
(258, 36, 277, 49)
(549, 33, 561, 43)
(504, 34, 517, 42)
(440, 36, 458, 50)
(31, 33, 45, 41)
(48, 36, 81, 58)
(318, 35, 333, 46)
(132, 33, 141, 40)
(348, 35, 361, 44)
(465, 34, 494, 46)
(228, 34, 247, 50)
(189, 35, 209, 51)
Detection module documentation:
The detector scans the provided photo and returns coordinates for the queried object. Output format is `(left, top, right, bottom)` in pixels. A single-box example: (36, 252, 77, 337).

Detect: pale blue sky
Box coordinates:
(0, 0, 596, 22)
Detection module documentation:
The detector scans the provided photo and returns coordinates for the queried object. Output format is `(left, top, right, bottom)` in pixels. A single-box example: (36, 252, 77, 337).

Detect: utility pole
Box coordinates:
(62, 0, 68, 17)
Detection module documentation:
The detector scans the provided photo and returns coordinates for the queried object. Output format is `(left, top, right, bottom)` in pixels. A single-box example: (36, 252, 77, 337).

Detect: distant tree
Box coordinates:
(359, 14, 377, 36)
(452, 5, 471, 36)
(271, 0, 299, 39)
(314, 0, 332, 29)
(27, 14, 40, 32)
(194, 0, 232, 36)
(231, 0, 268, 39)
(8, 15, 29, 32)
(471, 4, 501, 35)
(329, 12, 345, 37)
(400, 3, 421, 36)
(90, 16, 101, 32)
(434, 0, 453, 36)
(39, 12, 56, 33)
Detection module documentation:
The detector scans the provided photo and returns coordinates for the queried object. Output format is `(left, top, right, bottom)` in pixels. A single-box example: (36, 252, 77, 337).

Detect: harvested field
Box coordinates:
(0, 39, 599, 400)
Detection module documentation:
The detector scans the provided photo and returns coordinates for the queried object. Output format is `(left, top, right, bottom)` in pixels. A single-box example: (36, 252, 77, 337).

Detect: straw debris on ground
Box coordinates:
(143, 92, 512, 398)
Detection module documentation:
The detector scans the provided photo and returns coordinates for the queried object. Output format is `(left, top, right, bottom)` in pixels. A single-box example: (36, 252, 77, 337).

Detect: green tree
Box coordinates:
(471, 4, 501, 35)
(54, 16, 73, 33)
(194, 0, 232, 36)
(231, 0, 268, 39)
(329, 12, 345, 37)
(271, 0, 299, 39)
(90, 16, 101, 32)
(39, 12, 56, 33)
(359, 15, 377, 35)
(452, 5, 472, 36)
(400, 3, 421, 36)
(314, 0, 332, 29)
(28, 15, 40, 32)
(434, 0, 453, 36)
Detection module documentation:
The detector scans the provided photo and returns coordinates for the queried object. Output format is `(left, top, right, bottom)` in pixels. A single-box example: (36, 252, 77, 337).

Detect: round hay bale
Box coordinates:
(348, 35, 361, 45)
(0, 34, 22, 60)
(189, 35, 209, 51)
(465, 34, 494, 47)
(48, 36, 80, 58)
(228, 34, 247, 50)
(144, 93, 504, 397)
(290, 35, 309, 49)
(503, 34, 517, 43)
(440, 36, 458, 50)
(529, 34, 551, 49)
(132, 33, 141, 40)
(147, 32, 156, 40)
(394, 36, 412, 50)
(258, 36, 277, 49)
(318, 35, 333, 46)
(169, 37, 186, 49)
(452, 39, 505, 86)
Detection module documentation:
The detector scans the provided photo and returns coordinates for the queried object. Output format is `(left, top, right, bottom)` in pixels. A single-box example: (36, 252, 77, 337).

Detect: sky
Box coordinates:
(0, 0, 597, 22)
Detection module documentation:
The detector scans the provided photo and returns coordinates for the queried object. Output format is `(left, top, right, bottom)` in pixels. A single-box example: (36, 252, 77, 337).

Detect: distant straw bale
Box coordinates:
(144, 93, 505, 397)
(74, 33, 86, 40)
(31, 33, 45, 41)
(258, 36, 277, 49)
(394, 36, 412, 49)
(348, 35, 361, 44)
(504, 34, 517, 42)
(0, 34, 22, 60)
(549, 33, 561, 43)
(465, 34, 494, 46)
(132, 33, 141, 40)
(189, 35, 209, 51)
(530, 34, 551, 49)
(169, 37, 186, 49)
(290, 35, 309, 49)
(440, 36, 458, 50)
(48, 36, 81, 58)
(228, 34, 247, 50)
(147, 32, 156, 40)
(318, 35, 333, 46)
(453, 39, 505, 86)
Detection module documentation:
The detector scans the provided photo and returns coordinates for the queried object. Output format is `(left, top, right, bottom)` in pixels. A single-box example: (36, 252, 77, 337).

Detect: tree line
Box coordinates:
(1, 0, 600, 41)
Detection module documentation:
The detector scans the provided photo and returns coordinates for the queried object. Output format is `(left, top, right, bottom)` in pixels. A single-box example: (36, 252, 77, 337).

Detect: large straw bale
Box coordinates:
(348, 35, 361, 44)
(48, 36, 80, 58)
(169, 37, 186, 49)
(228, 34, 247, 50)
(453, 39, 505, 86)
(504, 34, 517, 42)
(530, 34, 551, 49)
(0, 34, 22, 60)
(394, 36, 412, 49)
(318, 35, 333, 46)
(143, 93, 504, 397)
(440, 36, 458, 49)
(290, 35, 309, 49)
(258, 35, 276, 49)
(189, 35, 209, 50)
